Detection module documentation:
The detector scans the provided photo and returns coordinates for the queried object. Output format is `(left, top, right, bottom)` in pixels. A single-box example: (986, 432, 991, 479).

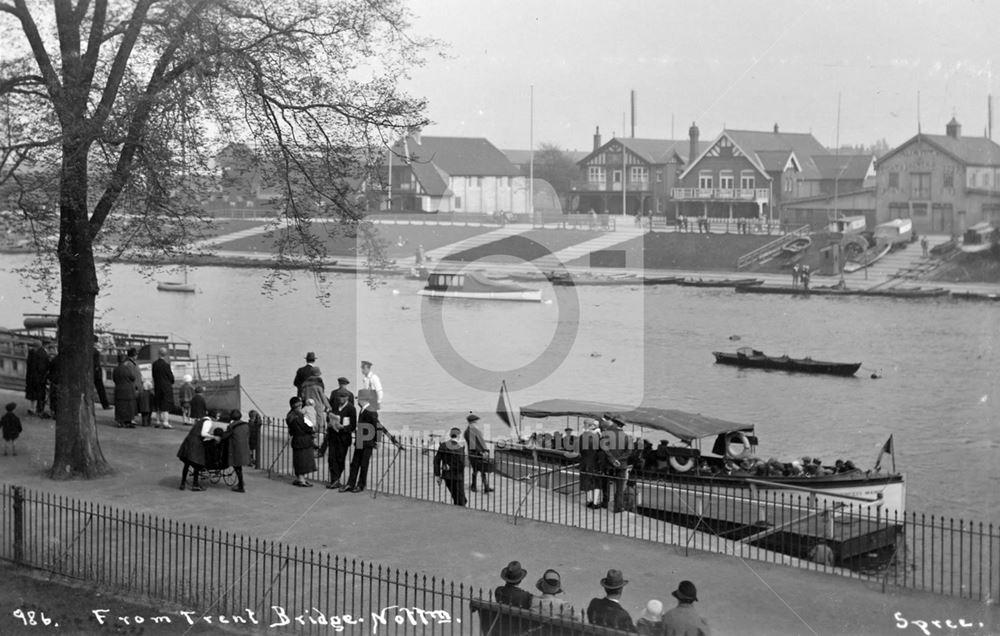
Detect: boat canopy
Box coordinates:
(519, 399, 753, 442)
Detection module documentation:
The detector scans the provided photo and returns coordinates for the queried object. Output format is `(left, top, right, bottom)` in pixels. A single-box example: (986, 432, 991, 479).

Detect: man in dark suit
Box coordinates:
(151, 347, 175, 428)
(600, 417, 633, 513)
(586, 569, 636, 632)
(293, 352, 320, 396)
(340, 390, 401, 493)
(463, 413, 492, 493)
(434, 427, 467, 506)
(494, 561, 532, 609)
(579, 419, 603, 509)
(318, 390, 356, 489)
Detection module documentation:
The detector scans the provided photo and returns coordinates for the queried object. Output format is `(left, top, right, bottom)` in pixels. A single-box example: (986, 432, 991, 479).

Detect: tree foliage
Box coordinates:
(530, 143, 580, 210)
(0, 0, 434, 477)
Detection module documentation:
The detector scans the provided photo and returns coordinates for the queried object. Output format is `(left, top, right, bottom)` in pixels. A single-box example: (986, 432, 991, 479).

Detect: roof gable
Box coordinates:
(879, 133, 1000, 168)
(393, 136, 521, 177)
(679, 132, 771, 180)
(812, 154, 876, 181)
(578, 137, 710, 168)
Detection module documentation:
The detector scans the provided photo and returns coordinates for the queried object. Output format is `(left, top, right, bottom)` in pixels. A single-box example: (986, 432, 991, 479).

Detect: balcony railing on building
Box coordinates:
(671, 187, 769, 202)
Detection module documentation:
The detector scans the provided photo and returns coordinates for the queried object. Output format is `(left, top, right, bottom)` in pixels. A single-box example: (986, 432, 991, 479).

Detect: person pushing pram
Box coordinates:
(177, 416, 229, 491)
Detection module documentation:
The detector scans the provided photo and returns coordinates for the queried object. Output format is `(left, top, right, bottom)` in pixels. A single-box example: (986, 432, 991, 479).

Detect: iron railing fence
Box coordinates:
(255, 418, 999, 603)
(0, 485, 632, 636)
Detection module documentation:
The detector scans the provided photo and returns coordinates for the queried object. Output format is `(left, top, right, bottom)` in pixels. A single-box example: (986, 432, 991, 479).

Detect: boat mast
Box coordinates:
(529, 85, 534, 220)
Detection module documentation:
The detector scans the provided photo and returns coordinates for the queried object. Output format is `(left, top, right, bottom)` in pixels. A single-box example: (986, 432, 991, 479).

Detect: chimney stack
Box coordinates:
(946, 117, 961, 139)
(689, 122, 699, 163)
(773, 123, 779, 134)
(593, 126, 602, 152)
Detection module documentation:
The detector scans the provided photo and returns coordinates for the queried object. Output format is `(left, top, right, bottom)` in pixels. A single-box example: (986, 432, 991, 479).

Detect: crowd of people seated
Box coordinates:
(491, 560, 712, 634)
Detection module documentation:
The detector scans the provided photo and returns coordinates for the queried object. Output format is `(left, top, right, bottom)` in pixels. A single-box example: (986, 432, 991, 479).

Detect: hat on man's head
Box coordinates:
(500, 561, 527, 584)
(4, 402, 15, 412)
(289, 396, 303, 408)
(535, 569, 562, 594)
(671, 580, 698, 602)
(449, 427, 462, 438)
(361, 360, 373, 367)
(305, 352, 317, 362)
(535, 569, 563, 595)
(640, 600, 663, 622)
(195, 385, 205, 393)
(466, 413, 480, 423)
(600, 569, 628, 590)
(337, 377, 350, 385)
(126, 347, 137, 357)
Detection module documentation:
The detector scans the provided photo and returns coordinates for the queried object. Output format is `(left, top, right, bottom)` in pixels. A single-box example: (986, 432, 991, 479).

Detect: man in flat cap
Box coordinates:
(464, 413, 493, 493)
(434, 427, 467, 506)
(340, 390, 401, 493)
(330, 376, 354, 407)
(359, 361, 383, 411)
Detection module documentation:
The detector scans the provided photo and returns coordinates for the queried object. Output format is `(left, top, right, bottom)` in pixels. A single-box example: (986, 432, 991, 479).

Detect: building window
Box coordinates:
(911, 173, 931, 199)
(613, 170, 622, 184)
(784, 174, 794, 192)
(698, 171, 713, 189)
(719, 171, 734, 190)
(888, 172, 899, 189)
(630, 166, 648, 184)
(454, 196, 462, 208)
(588, 166, 605, 183)
(983, 172, 992, 188)
(943, 170, 954, 189)
(656, 170, 663, 183)
(740, 172, 755, 190)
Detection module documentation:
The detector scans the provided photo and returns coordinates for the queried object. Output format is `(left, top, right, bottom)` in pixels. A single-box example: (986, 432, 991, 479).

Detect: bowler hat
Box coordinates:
(466, 413, 480, 423)
(500, 561, 527, 583)
(337, 377, 350, 385)
(535, 569, 563, 595)
(671, 580, 698, 602)
(600, 569, 628, 590)
(305, 352, 317, 362)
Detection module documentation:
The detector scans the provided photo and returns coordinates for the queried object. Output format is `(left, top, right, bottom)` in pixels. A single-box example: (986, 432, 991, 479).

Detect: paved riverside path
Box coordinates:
(0, 390, 996, 636)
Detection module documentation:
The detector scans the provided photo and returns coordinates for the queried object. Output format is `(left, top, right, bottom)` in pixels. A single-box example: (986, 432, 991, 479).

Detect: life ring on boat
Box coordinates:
(668, 455, 695, 473)
(724, 432, 752, 461)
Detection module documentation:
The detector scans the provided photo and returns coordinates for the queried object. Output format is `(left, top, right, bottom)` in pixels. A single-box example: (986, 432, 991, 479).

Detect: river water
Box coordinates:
(0, 254, 997, 522)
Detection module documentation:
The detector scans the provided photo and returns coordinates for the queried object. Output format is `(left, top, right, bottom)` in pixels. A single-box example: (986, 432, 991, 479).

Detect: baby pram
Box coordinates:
(177, 418, 237, 488)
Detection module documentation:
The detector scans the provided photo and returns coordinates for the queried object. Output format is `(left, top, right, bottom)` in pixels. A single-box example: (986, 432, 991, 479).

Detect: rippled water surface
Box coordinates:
(1, 255, 996, 521)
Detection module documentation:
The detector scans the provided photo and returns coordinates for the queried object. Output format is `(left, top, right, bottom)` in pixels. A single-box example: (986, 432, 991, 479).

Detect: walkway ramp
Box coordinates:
(531, 226, 646, 269)
(422, 224, 534, 262)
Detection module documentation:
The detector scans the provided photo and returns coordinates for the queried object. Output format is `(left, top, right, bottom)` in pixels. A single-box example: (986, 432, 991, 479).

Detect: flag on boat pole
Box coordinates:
(496, 380, 519, 438)
(874, 434, 895, 473)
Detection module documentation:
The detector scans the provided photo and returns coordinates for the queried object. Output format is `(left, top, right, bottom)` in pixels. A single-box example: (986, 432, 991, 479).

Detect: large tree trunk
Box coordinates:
(49, 141, 113, 479)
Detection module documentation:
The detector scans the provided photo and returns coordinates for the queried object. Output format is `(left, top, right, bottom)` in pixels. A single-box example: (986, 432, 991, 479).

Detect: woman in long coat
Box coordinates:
(111, 353, 138, 427)
(286, 396, 316, 487)
(177, 417, 210, 491)
(224, 409, 251, 493)
(24, 342, 49, 414)
(299, 369, 330, 430)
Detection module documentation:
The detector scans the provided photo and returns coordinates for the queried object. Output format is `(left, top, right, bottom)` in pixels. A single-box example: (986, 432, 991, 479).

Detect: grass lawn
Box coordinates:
(565, 231, 775, 271)
(443, 229, 599, 262)
(213, 222, 489, 259)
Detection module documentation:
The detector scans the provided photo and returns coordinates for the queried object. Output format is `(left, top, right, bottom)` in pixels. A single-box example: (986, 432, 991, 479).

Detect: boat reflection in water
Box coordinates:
(418, 271, 542, 302)
(493, 399, 904, 567)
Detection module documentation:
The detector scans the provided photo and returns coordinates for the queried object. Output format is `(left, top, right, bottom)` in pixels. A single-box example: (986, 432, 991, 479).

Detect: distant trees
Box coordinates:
(0, 0, 433, 478)
(527, 143, 581, 212)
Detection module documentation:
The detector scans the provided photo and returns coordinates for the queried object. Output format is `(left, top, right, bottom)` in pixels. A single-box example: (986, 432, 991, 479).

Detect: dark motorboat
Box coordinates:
(551, 275, 682, 287)
(713, 347, 861, 376)
(677, 277, 763, 288)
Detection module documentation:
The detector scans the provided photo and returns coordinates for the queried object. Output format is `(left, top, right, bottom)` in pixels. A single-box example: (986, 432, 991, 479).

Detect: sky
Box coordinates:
(402, 0, 998, 152)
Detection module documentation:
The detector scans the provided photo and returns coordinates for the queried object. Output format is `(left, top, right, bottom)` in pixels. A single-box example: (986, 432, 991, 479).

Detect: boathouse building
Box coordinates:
(875, 118, 1000, 235)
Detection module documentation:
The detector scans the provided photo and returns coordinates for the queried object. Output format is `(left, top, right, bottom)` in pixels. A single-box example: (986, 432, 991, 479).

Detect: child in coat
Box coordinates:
(179, 374, 195, 425)
(2, 402, 22, 456)
(138, 380, 154, 427)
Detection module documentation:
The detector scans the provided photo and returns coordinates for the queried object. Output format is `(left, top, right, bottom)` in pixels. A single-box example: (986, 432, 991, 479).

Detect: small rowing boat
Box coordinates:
(713, 347, 861, 376)
(418, 271, 542, 302)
